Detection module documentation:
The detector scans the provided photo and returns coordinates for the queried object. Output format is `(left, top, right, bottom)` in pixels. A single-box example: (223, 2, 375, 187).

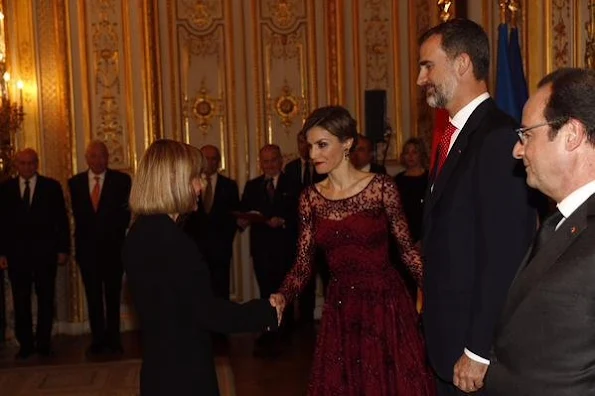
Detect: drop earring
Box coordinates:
(344, 149, 349, 160)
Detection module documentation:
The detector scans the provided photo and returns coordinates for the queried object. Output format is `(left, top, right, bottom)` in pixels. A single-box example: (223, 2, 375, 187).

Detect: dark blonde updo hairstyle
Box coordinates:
(301, 105, 359, 153)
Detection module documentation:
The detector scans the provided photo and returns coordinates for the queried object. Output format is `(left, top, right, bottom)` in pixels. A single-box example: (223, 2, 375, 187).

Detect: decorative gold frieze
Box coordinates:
(90, 0, 127, 169)
(552, 0, 570, 68)
(269, 0, 298, 29)
(325, 0, 344, 105)
(364, 0, 389, 89)
(180, 0, 220, 31)
(270, 31, 302, 59)
(586, 0, 595, 68)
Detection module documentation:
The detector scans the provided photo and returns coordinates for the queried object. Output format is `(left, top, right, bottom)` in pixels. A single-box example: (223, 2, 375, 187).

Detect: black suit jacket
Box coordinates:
(369, 162, 387, 174)
(240, 173, 299, 261)
(122, 214, 277, 396)
(284, 158, 326, 192)
(68, 169, 131, 264)
(486, 193, 595, 396)
(0, 175, 70, 266)
(422, 98, 537, 380)
(184, 174, 239, 263)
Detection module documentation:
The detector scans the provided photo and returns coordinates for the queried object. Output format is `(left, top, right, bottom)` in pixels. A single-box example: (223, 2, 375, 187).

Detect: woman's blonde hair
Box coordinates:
(129, 139, 203, 216)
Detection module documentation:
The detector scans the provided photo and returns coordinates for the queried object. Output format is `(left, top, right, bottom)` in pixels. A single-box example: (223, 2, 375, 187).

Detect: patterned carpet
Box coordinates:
(0, 357, 235, 396)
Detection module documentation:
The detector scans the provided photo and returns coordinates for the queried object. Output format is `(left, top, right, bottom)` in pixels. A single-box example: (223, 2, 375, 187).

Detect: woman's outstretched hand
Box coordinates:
(269, 293, 286, 326)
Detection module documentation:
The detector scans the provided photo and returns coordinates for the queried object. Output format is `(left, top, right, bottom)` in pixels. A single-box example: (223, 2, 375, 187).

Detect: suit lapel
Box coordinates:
(30, 176, 41, 208)
(210, 176, 223, 213)
(500, 196, 593, 325)
(97, 170, 112, 211)
(424, 100, 492, 222)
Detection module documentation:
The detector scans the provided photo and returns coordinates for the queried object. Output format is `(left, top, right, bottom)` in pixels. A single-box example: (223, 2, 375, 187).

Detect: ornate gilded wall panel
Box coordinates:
(325, 0, 344, 105)
(408, 0, 436, 148)
(174, 0, 238, 177)
(350, 0, 403, 158)
(76, 0, 135, 171)
(552, 0, 572, 68)
(35, 0, 77, 323)
(250, 0, 318, 161)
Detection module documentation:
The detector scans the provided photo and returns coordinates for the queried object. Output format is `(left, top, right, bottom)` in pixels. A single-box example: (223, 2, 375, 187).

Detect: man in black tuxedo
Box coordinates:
(183, 145, 239, 300)
(486, 68, 595, 396)
(350, 134, 386, 174)
(68, 141, 131, 355)
(0, 149, 69, 359)
(418, 19, 537, 395)
(240, 144, 298, 350)
(284, 132, 326, 324)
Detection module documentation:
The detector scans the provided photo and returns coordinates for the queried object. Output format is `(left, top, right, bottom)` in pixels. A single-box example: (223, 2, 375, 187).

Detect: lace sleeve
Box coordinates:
(278, 189, 316, 304)
(381, 175, 424, 286)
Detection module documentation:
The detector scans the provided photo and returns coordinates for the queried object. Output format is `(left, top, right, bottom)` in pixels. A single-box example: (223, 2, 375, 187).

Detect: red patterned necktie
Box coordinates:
(436, 122, 457, 175)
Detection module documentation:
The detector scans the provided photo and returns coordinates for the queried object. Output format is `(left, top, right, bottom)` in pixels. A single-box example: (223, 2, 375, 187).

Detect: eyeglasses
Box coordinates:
(515, 120, 560, 145)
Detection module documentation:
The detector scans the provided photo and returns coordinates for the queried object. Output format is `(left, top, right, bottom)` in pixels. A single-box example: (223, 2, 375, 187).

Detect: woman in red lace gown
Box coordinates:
(270, 106, 435, 396)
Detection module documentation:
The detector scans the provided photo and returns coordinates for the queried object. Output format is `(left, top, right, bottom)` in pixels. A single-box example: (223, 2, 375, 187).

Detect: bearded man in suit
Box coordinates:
(418, 19, 537, 394)
(486, 68, 595, 396)
(0, 149, 69, 359)
(69, 140, 131, 355)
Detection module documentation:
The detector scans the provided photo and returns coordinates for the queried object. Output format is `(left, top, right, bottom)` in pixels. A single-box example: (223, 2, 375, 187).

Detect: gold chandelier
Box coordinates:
(0, 9, 24, 178)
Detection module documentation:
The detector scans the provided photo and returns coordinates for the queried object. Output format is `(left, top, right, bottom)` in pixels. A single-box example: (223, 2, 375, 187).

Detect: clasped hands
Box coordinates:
(268, 293, 286, 327)
(453, 353, 488, 393)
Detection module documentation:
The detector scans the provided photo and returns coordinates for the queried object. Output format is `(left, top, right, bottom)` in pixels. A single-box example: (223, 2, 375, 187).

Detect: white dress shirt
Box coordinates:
(447, 92, 491, 155)
(19, 174, 37, 204)
(556, 180, 595, 229)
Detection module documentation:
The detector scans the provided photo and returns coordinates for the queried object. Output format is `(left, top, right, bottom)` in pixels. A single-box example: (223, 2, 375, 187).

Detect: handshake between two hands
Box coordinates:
(268, 293, 286, 327)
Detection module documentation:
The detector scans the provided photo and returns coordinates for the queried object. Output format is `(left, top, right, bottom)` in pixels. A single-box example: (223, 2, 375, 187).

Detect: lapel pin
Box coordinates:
(570, 226, 577, 235)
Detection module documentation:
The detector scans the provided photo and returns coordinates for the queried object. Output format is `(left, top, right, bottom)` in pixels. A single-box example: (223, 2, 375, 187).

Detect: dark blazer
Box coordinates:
(369, 162, 387, 174)
(184, 174, 239, 264)
(122, 214, 277, 396)
(284, 158, 326, 191)
(0, 175, 70, 265)
(486, 193, 595, 396)
(240, 173, 299, 259)
(422, 98, 537, 380)
(68, 169, 131, 264)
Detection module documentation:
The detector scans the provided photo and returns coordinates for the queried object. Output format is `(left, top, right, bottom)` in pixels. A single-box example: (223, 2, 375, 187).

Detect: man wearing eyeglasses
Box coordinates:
(417, 19, 537, 395)
(485, 68, 595, 395)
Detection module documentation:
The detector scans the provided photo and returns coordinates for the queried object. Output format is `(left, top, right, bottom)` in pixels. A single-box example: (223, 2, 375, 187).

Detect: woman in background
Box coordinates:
(122, 139, 279, 396)
(270, 106, 435, 395)
(394, 137, 429, 243)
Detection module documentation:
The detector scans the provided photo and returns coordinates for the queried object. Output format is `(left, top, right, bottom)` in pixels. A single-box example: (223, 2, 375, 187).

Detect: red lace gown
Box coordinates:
(279, 174, 435, 396)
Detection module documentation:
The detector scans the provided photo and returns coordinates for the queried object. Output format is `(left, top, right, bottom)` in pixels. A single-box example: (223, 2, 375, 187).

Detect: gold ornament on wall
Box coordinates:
(437, 0, 454, 22)
(184, 79, 223, 136)
(270, 0, 297, 29)
(273, 82, 303, 129)
(181, 0, 220, 31)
